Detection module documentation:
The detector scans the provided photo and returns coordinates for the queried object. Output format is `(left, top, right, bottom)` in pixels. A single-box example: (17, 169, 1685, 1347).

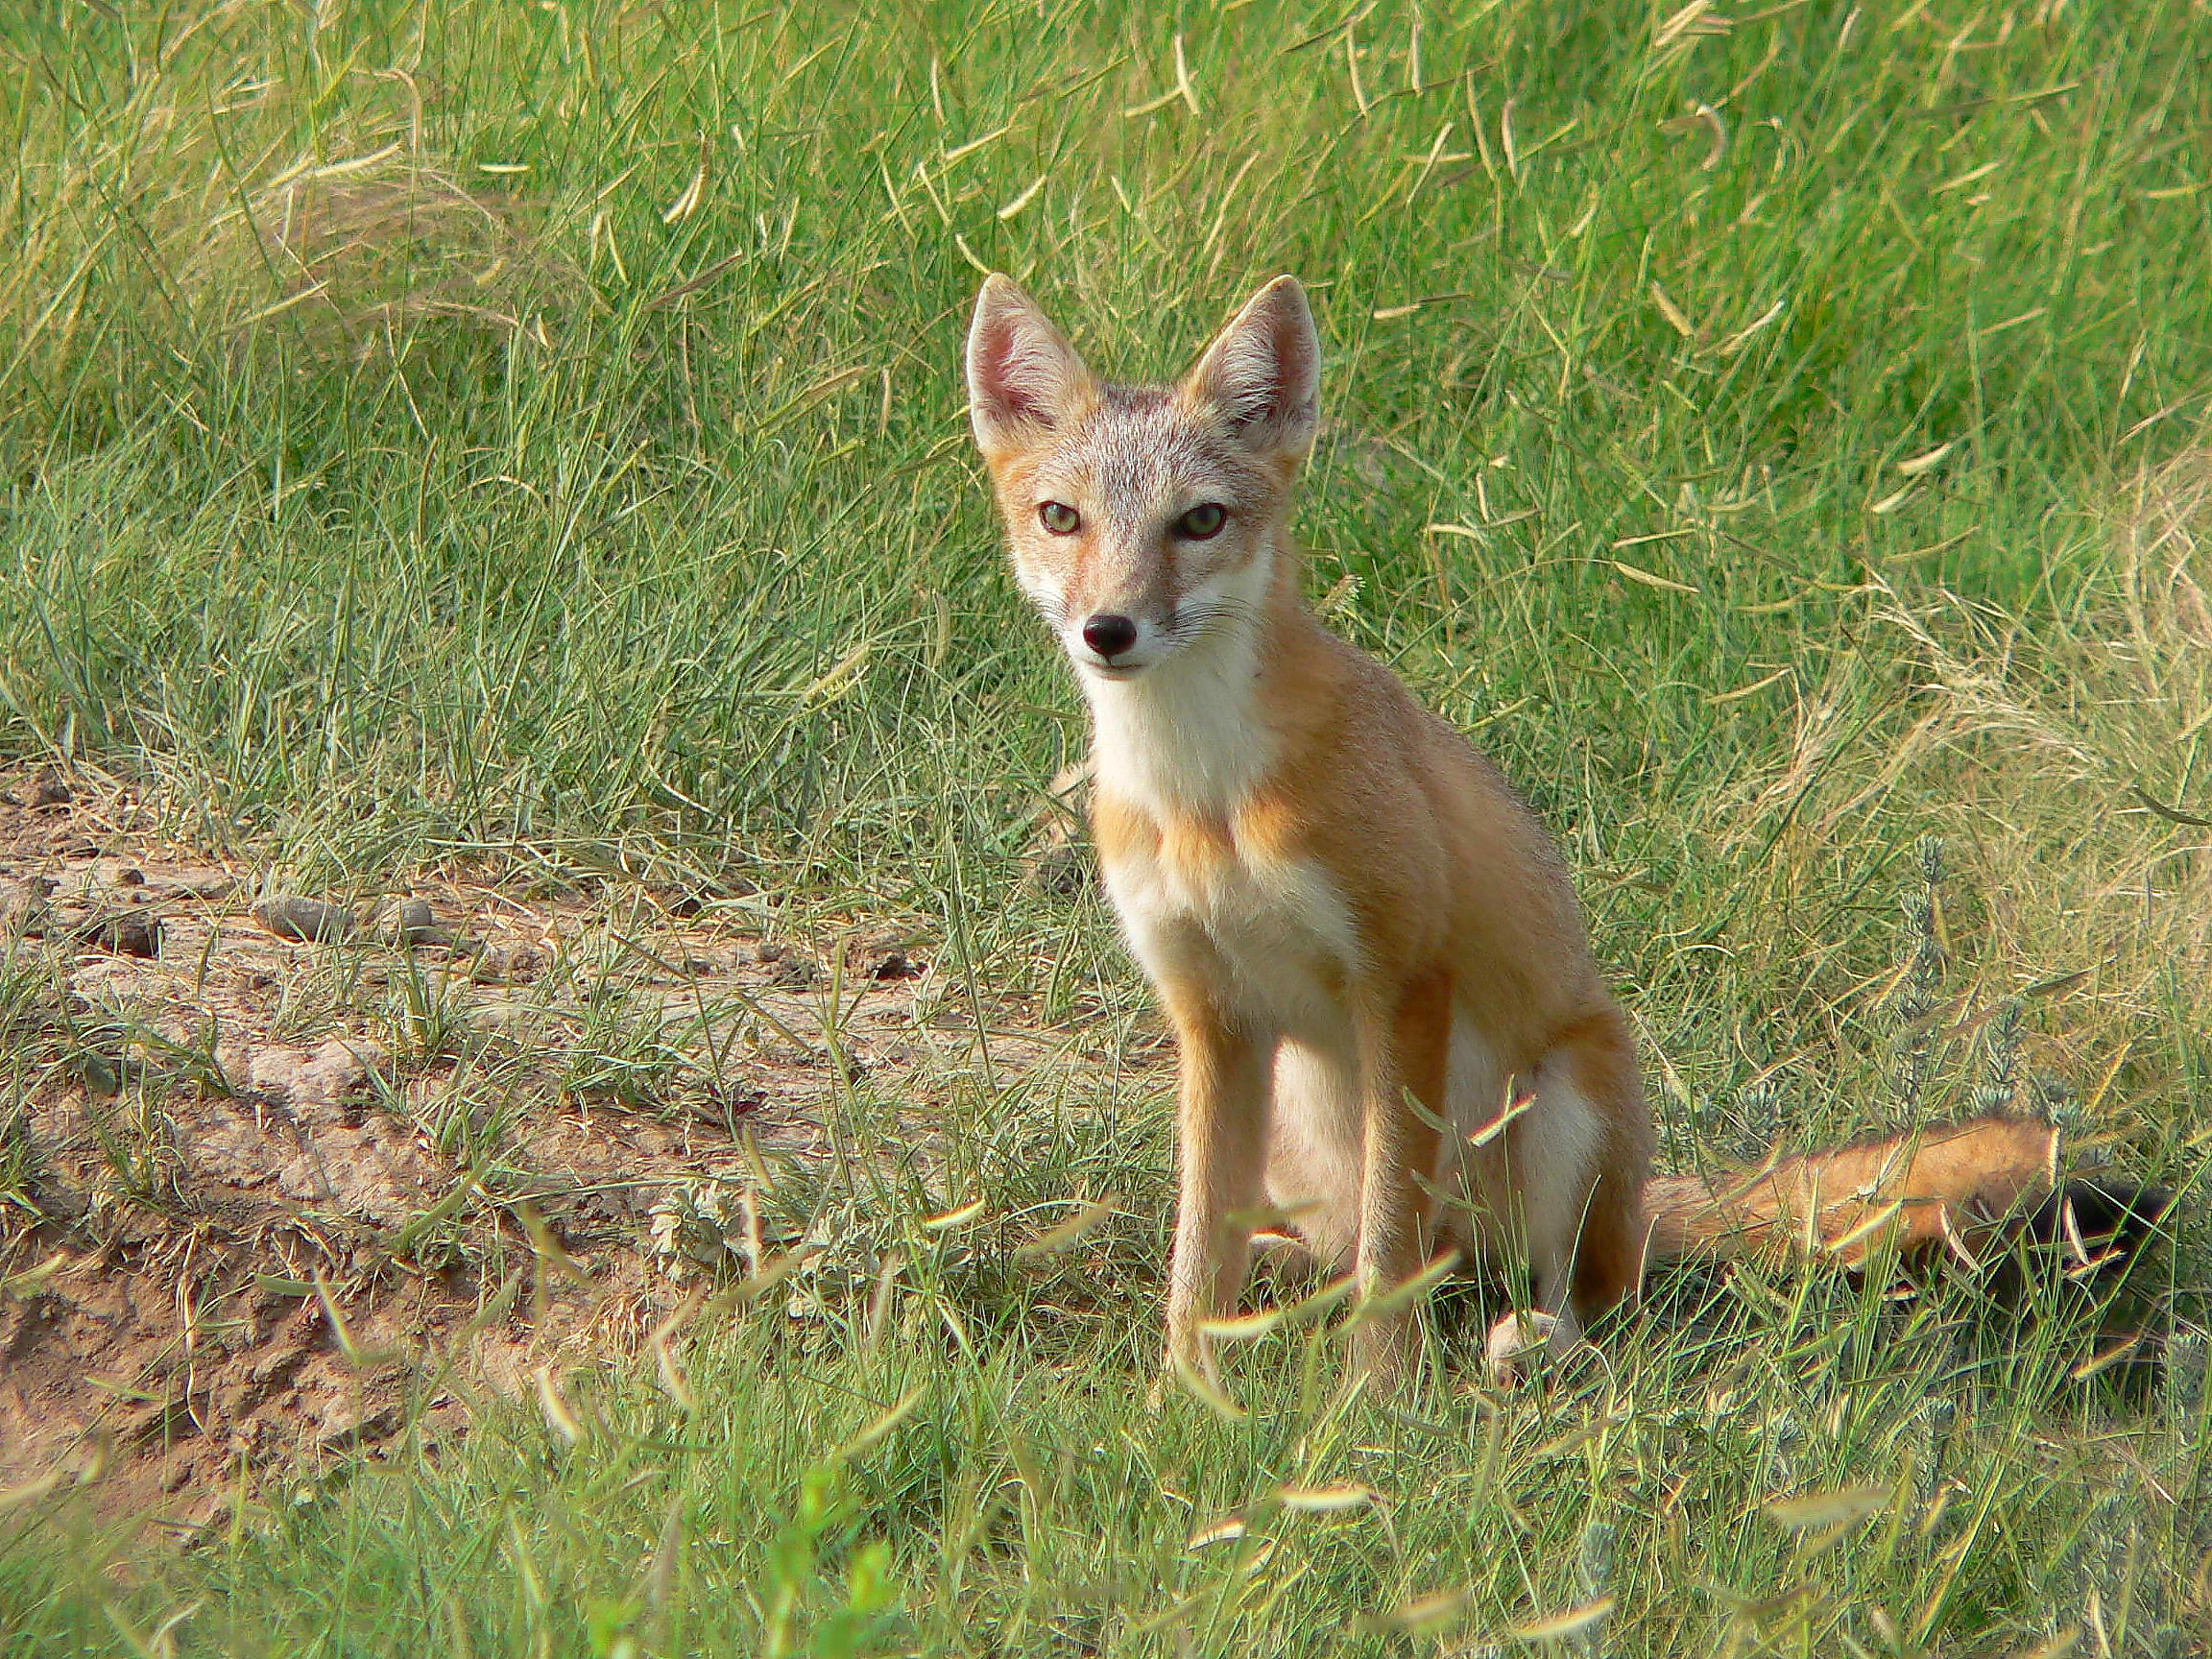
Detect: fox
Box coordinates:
(964, 272, 2168, 1385)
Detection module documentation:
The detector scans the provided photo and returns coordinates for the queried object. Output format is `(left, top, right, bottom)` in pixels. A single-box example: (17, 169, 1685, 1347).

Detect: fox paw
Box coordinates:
(1248, 1229, 1321, 1290)
(1482, 1310, 1592, 1385)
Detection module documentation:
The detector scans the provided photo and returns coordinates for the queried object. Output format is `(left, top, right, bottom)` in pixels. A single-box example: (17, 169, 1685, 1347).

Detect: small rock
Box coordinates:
(159, 867, 236, 901)
(254, 896, 358, 944)
(845, 931, 922, 981)
(482, 943, 542, 981)
(769, 953, 818, 989)
(76, 911, 160, 958)
(384, 897, 437, 946)
(755, 941, 787, 964)
(11, 769, 71, 810)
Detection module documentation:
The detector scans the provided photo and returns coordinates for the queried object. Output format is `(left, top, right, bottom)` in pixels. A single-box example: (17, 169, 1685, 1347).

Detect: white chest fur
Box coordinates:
(1077, 548, 1278, 823)
(1081, 548, 1358, 1031)
(1101, 827, 1358, 1035)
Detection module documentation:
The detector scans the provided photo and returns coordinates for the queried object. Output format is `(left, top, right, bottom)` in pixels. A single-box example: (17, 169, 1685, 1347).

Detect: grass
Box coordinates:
(2, 0, 2210, 1651)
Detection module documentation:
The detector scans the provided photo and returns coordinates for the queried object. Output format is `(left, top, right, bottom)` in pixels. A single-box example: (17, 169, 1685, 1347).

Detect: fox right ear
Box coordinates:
(1181, 276, 1320, 463)
(965, 276, 1094, 460)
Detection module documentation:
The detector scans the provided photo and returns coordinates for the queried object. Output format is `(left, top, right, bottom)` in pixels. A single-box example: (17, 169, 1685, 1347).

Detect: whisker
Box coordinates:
(1166, 598, 1262, 647)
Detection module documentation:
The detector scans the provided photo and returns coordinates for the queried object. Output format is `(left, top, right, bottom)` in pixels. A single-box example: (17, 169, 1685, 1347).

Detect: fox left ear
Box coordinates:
(966, 275, 1095, 462)
(1182, 276, 1320, 460)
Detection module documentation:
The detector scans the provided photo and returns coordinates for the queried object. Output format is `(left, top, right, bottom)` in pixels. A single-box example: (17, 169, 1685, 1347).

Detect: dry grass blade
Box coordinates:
(1513, 1597, 1615, 1641)
(1654, 3, 1732, 48)
(1650, 280, 1697, 337)
(1276, 1482, 1377, 1512)
(922, 1197, 987, 1231)
(1167, 1356, 1247, 1421)
(1613, 560, 1701, 595)
(1196, 1307, 1288, 1340)
(1014, 1196, 1116, 1258)
(1897, 441, 1956, 476)
(1342, 1251, 1460, 1326)
(535, 1366, 582, 1444)
(832, 1384, 926, 1462)
(1765, 1486, 1888, 1530)
(1185, 1515, 1246, 1550)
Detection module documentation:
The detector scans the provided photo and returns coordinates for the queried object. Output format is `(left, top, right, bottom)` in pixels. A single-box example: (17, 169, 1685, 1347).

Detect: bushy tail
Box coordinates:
(1643, 1118, 2170, 1274)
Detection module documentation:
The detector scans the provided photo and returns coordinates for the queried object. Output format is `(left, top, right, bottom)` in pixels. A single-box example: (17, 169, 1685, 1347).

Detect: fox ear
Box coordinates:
(966, 276, 1094, 459)
(1182, 276, 1319, 460)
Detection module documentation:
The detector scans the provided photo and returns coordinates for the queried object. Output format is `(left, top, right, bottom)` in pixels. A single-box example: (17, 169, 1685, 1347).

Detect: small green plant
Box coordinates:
(761, 1466, 901, 1659)
(382, 956, 477, 1066)
(0, 1098, 39, 1219)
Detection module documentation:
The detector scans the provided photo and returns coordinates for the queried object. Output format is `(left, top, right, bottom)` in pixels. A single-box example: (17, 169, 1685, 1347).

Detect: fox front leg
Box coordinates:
(1347, 982, 1450, 1387)
(1162, 1001, 1272, 1385)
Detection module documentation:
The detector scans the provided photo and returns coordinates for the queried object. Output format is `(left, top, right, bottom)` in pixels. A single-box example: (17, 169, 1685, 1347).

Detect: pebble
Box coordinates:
(254, 896, 359, 944)
(10, 769, 71, 809)
(386, 897, 437, 945)
(75, 910, 160, 957)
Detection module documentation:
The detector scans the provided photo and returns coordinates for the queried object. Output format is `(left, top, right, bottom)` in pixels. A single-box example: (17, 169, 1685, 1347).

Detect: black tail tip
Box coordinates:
(2022, 1177, 2176, 1269)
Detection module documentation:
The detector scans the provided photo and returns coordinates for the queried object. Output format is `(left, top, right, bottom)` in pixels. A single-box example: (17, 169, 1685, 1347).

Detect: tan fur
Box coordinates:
(967, 273, 1652, 1382)
(1644, 1117, 2062, 1269)
(963, 274, 2081, 1385)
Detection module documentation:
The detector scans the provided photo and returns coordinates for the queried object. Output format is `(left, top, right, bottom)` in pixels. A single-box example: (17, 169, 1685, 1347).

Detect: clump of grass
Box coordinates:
(0, 1099, 40, 1220)
(203, 168, 568, 358)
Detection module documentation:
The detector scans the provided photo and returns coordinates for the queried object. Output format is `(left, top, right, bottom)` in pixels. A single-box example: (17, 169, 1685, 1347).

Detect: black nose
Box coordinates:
(1081, 613, 1139, 659)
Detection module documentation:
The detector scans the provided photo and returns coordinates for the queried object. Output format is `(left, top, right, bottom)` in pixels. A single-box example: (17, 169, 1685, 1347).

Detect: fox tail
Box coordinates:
(1642, 1117, 2171, 1278)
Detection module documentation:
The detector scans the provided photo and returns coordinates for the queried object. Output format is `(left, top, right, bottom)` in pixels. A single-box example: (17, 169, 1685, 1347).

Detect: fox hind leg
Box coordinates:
(1554, 1010, 1653, 1321)
(1348, 974, 1454, 1383)
(1485, 1009, 1652, 1382)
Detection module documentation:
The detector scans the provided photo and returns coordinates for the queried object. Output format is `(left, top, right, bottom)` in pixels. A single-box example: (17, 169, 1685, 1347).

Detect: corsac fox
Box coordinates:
(964, 273, 2165, 1384)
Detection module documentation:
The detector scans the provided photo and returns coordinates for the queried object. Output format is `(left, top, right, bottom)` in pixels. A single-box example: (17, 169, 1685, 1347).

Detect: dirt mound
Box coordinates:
(0, 767, 1095, 1533)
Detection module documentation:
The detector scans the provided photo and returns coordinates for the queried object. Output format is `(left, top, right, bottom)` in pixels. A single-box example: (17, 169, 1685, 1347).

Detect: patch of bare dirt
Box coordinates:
(0, 766, 1123, 1535)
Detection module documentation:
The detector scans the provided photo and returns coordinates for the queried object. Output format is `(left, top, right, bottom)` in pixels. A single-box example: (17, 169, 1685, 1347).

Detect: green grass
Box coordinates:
(3, 0, 2211, 1651)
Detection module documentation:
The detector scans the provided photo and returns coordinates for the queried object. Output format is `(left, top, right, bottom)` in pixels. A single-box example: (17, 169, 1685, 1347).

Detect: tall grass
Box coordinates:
(4, 0, 2205, 885)
(1, 0, 2209, 1651)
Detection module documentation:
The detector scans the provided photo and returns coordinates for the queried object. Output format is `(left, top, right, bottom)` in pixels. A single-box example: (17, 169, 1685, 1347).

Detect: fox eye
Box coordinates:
(1038, 501, 1080, 535)
(1175, 503, 1227, 540)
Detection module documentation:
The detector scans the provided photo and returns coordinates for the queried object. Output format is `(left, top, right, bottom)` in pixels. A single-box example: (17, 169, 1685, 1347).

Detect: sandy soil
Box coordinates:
(0, 765, 1122, 1533)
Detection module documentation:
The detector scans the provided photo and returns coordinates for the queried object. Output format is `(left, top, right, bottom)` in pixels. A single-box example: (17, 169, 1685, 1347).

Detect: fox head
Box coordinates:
(965, 275, 1319, 683)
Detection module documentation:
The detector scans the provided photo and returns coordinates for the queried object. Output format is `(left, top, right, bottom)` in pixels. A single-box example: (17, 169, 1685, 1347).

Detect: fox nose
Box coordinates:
(1081, 613, 1139, 659)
